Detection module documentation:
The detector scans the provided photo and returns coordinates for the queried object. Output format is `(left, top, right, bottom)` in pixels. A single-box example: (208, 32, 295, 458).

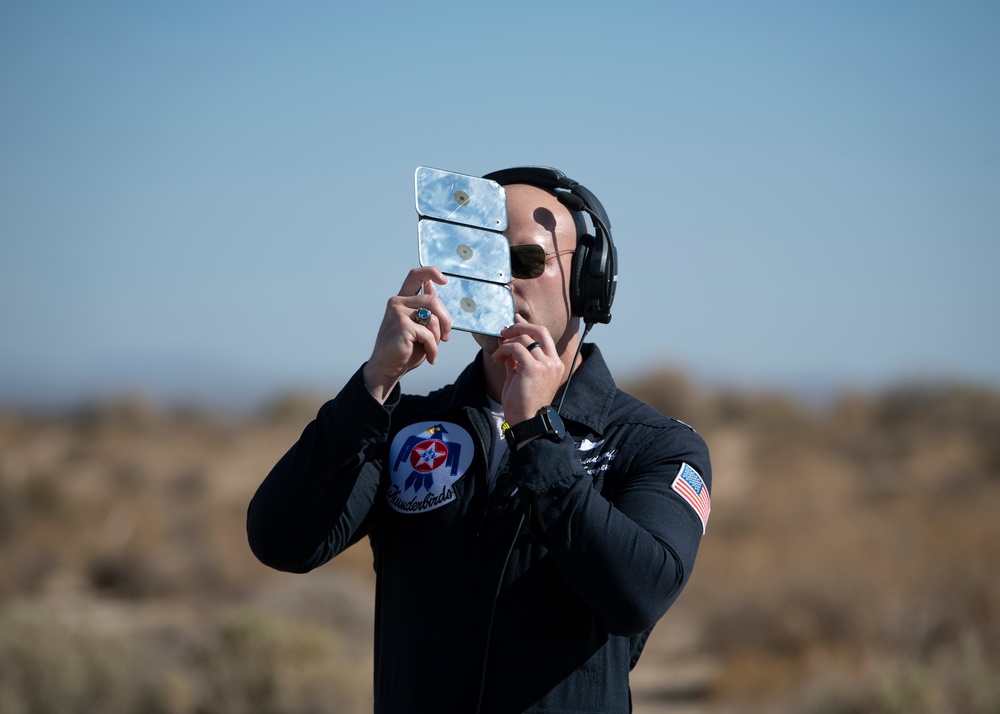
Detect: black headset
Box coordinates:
(482, 166, 618, 326)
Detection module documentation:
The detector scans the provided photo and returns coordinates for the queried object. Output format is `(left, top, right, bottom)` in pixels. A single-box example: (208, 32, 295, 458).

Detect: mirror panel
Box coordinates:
(418, 220, 511, 284)
(434, 276, 514, 337)
(415, 167, 507, 231)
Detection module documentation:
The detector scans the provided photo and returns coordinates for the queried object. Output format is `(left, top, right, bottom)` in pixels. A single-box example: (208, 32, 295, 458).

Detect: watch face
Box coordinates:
(540, 406, 567, 440)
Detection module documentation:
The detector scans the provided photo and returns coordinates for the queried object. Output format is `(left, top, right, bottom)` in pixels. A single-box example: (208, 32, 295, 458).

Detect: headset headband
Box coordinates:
(480, 166, 612, 231)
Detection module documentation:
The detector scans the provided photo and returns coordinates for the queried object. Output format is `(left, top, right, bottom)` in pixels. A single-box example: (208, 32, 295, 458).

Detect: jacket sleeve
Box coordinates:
(511, 421, 711, 636)
(246, 366, 395, 573)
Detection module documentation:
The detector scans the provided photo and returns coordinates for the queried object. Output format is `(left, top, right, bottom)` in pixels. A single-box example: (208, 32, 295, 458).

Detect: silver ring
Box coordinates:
(414, 307, 432, 326)
(526, 341, 541, 352)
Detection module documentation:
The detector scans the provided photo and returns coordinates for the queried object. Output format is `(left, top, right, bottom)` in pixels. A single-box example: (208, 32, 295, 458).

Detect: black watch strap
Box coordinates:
(502, 406, 566, 448)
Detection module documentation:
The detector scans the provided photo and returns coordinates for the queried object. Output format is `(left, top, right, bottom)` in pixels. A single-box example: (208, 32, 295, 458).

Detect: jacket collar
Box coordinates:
(415, 343, 617, 436)
(553, 343, 617, 435)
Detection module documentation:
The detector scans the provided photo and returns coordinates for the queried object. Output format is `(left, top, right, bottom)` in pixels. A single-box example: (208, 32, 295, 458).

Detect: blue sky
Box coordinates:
(2, 1, 998, 408)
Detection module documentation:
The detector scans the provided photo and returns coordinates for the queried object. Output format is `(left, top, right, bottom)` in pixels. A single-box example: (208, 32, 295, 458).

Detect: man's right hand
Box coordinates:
(362, 266, 453, 404)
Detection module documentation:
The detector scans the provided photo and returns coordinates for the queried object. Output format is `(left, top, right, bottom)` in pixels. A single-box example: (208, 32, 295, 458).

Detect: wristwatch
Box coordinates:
(502, 406, 567, 449)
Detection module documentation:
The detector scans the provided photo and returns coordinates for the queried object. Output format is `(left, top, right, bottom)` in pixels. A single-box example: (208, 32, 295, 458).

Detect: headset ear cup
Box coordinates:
(605, 241, 618, 318)
(570, 235, 591, 318)
(574, 230, 615, 324)
(584, 233, 606, 322)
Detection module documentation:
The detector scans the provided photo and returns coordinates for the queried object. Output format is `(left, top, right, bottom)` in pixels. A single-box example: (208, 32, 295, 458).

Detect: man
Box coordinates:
(247, 168, 711, 713)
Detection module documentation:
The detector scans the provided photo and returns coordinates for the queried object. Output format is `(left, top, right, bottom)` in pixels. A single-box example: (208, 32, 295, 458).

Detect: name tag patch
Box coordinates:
(387, 421, 474, 514)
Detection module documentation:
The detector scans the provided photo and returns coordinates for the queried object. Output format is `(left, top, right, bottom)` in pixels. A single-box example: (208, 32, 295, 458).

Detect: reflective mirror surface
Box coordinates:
(415, 167, 507, 230)
(415, 167, 513, 334)
(433, 276, 514, 337)
(418, 220, 511, 284)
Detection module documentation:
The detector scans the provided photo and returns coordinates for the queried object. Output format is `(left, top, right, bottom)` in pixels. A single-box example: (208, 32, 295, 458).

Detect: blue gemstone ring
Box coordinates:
(414, 307, 432, 326)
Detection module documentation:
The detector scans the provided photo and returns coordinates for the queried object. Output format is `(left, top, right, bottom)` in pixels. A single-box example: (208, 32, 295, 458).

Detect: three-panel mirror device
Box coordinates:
(415, 167, 515, 336)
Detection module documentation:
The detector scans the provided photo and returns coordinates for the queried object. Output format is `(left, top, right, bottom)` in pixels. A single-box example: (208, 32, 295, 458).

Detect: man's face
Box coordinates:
(474, 183, 579, 354)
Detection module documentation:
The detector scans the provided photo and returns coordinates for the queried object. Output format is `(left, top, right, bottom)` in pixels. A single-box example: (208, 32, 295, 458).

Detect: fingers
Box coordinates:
(495, 317, 555, 360)
(396, 267, 452, 342)
(406, 299, 452, 347)
(398, 266, 447, 298)
(387, 298, 447, 363)
(491, 321, 562, 388)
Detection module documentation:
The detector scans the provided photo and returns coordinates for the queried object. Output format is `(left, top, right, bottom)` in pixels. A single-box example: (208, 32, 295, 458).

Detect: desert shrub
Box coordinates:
(256, 392, 325, 424)
(0, 607, 371, 714)
(0, 469, 19, 542)
(837, 383, 1000, 472)
(793, 633, 1000, 714)
(195, 608, 370, 714)
(0, 611, 159, 714)
(624, 370, 705, 426)
(700, 570, 868, 660)
(21, 469, 66, 516)
(86, 548, 169, 599)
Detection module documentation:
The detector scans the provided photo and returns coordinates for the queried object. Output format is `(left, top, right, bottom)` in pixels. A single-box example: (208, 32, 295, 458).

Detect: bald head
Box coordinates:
(504, 184, 579, 255)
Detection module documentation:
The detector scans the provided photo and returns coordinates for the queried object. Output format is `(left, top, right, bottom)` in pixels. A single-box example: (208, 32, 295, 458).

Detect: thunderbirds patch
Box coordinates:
(387, 421, 474, 514)
(672, 463, 710, 534)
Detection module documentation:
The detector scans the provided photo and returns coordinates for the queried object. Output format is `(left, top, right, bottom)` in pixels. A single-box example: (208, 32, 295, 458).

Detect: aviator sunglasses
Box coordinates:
(509, 245, 575, 279)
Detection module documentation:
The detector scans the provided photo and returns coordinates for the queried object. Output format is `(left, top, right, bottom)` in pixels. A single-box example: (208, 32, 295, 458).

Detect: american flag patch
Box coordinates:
(672, 463, 710, 534)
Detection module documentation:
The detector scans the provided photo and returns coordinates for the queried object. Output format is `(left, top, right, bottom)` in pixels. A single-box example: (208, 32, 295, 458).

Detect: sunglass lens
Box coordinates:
(510, 245, 546, 279)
